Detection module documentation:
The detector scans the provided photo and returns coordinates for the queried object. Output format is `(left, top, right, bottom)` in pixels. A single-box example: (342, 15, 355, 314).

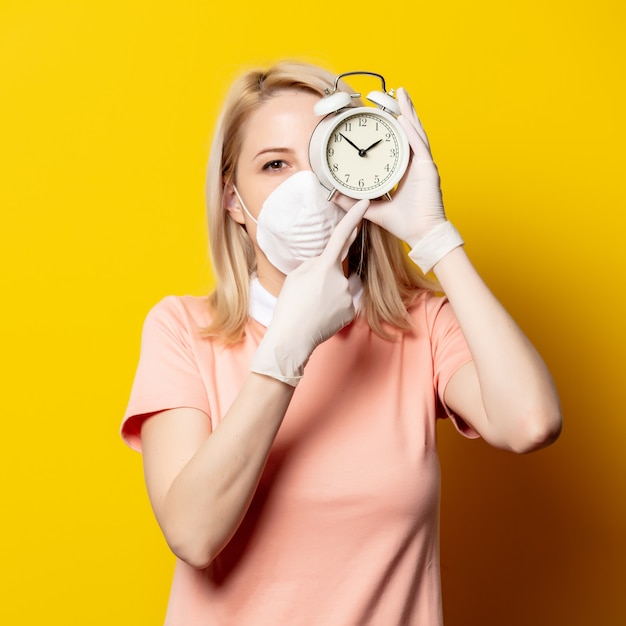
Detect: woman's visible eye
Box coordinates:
(262, 160, 288, 171)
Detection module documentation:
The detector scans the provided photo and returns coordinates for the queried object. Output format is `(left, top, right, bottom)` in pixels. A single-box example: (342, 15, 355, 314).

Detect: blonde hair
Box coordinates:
(204, 60, 436, 344)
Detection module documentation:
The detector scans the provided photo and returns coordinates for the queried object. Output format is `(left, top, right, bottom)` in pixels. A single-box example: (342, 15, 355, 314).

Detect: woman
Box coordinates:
(121, 61, 561, 625)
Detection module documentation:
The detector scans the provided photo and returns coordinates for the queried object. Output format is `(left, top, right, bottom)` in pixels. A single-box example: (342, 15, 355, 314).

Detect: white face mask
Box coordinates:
(234, 170, 345, 275)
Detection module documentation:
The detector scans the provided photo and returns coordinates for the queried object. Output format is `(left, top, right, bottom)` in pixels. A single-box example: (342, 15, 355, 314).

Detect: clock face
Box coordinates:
(325, 110, 406, 196)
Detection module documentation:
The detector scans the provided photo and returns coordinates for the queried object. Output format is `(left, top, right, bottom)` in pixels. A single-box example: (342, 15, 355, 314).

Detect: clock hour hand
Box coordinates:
(362, 139, 383, 153)
(339, 133, 367, 157)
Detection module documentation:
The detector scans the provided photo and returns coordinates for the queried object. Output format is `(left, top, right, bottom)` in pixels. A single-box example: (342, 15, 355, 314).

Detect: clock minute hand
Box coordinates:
(339, 133, 367, 157)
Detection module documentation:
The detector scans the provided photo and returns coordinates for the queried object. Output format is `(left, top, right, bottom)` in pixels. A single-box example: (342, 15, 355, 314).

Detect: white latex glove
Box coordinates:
(251, 198, 370, 386)
(359, 88, 464, 273)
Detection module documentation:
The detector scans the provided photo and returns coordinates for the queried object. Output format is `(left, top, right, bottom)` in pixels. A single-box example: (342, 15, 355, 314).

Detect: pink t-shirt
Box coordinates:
(122, 290, 476, 625)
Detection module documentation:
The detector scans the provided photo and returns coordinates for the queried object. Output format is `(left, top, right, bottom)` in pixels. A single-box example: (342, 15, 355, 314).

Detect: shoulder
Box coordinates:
(145, 295, 214, 332)
(406, 289, 454, 328)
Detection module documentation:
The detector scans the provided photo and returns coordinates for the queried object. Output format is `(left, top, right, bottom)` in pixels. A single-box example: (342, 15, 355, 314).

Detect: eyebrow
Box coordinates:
(253, 147, 294, 160)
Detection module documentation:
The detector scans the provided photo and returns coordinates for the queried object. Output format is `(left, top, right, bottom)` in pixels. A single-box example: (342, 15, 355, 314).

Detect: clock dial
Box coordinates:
(326, 112, 402, 193)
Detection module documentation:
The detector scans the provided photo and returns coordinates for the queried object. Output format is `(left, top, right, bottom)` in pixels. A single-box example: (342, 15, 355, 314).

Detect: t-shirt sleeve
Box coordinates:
(120, 297, 211, 452)
(426, 294, 480, 439)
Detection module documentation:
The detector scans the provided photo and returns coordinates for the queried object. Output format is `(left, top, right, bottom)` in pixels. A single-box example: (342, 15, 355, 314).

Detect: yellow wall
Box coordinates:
(2, 1, 624, 624)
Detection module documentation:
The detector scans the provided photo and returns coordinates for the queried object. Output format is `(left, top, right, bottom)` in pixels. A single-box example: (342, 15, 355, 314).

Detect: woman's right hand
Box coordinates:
(251, 198, 370, 386)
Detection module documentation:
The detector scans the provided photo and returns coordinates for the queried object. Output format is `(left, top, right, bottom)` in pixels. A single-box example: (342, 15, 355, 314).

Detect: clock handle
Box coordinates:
(366, 90, 401, 116)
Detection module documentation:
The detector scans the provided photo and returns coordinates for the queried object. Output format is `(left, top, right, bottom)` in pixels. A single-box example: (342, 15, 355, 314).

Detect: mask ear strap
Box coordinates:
(233, 186, 258, 224)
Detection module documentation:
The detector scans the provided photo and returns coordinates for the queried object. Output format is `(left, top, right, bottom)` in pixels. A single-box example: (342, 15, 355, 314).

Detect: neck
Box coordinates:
(255, 254, 352, 298)
(255, 246, 287, 296)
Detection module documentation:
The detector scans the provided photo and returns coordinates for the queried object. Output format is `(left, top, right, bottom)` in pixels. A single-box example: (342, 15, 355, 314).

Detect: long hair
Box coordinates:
(204, 60, 436, 344)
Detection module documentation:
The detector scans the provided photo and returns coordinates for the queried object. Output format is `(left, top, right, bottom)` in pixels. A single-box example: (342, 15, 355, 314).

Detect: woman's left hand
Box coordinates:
(362, 88, 447, 249)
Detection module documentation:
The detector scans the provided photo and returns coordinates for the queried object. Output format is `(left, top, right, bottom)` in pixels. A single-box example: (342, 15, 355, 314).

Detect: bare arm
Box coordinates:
(350, 88, 560, 452)
(436, 246, 562, 453)
(140, 200, 371, 569)
(141, 372, 295, 569)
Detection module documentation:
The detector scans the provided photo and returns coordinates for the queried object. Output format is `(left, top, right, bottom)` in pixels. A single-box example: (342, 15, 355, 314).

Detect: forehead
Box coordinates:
(240, 90, 320, 154)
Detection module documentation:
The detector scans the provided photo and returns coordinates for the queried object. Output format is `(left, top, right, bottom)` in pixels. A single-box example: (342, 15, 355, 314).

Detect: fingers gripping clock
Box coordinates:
(309, 71, 410, 200)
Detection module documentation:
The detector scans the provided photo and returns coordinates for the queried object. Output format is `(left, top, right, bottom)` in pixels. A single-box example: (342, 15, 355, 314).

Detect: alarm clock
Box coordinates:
(309, 71, 410, 201)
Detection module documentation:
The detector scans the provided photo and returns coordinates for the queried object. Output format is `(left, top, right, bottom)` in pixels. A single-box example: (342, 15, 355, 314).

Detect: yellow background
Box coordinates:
(1, 1, 624, 624)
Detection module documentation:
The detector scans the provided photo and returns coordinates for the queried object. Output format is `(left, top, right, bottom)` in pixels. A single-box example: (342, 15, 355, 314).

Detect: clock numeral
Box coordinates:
(358, 178, 365, 188)
(343, 122, 352, 132)
(375, 122, 379, 131)
(385, 132, 392, 142)
(327, 147, 335, 157)
(332, 163, 339, 172)
(384, 163, 391, 172)
(359, 117, 367, 127)
(344, 174, 350, 183)
(390, 148, 397, 157)
(374, 175, 380, 184)
(333, 133, 342, 143)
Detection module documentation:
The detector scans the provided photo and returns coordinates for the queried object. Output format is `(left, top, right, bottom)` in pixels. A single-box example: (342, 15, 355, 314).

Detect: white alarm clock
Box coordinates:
(309, 71, 410, 200)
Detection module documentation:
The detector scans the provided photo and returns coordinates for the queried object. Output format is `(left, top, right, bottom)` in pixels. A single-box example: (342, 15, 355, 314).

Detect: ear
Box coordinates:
(223, 181, 246, 225)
